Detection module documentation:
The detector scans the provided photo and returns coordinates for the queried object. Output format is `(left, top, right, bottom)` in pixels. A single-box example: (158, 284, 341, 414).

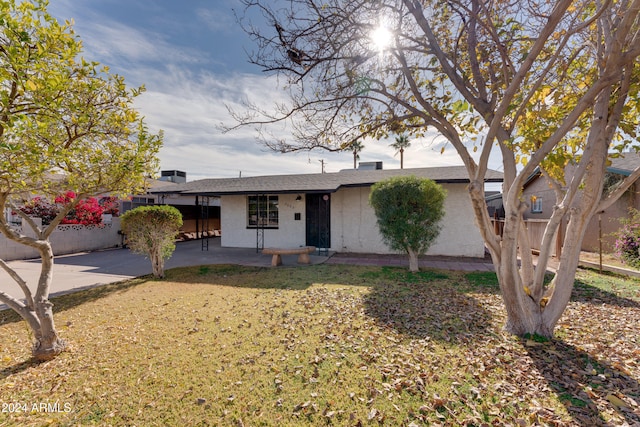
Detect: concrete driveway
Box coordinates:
(1, 237, 498, 312)
(0, 238, 330, 309)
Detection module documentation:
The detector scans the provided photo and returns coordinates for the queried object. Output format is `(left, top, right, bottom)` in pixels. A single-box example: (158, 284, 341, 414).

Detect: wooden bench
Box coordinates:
(262, 246, 316, 266)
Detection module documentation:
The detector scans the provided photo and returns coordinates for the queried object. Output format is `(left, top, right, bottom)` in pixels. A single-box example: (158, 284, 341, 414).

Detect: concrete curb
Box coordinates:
(578, 259, 640, 278)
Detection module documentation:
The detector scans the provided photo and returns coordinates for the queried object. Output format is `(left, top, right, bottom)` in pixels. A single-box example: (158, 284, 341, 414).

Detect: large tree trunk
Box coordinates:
(494, 196, 544, 335)
(490, 178, 606, 337)
(483, 86, 612, 338)
(0, 244, 67, 361)
(1, 292, 67, 361)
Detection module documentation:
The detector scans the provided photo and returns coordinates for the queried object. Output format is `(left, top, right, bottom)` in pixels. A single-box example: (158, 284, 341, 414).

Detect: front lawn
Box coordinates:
(0, 265, 638, 426)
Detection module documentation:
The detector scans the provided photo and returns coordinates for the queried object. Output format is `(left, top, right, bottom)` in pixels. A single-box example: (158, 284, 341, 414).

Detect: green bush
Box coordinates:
(121, 205, 183, 278)
(369, 176, 446, 271)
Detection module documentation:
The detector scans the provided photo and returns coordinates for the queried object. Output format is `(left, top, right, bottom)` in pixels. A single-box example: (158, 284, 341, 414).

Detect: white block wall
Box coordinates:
(221, 194, 307, 249)
(0, 218, 123, 261)
(331, 184, 485, 257)
(220, 184, 486, 258)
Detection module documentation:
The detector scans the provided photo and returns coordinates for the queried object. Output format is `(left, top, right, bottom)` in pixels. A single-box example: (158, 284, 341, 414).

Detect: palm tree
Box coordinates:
(390, 134, 411, 169)
(348, 140, 364, 169)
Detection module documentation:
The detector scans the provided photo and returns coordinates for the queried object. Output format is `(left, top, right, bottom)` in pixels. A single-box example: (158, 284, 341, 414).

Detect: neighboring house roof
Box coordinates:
(150, 166, 503, 196)
(145, 177, 179, 190)
(608, 152, 640, 176)
(524, 152, 640, 188)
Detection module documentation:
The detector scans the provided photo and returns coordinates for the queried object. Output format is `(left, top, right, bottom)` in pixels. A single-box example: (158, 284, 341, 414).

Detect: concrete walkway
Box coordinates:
(0, 238, 494, 310)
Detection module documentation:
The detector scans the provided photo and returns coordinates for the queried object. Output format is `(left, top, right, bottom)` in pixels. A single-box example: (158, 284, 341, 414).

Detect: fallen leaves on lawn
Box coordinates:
(0, 265, 638, 426)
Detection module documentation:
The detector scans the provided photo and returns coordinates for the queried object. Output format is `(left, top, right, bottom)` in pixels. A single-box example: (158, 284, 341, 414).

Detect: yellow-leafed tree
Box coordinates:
(0, 0, 162, 360)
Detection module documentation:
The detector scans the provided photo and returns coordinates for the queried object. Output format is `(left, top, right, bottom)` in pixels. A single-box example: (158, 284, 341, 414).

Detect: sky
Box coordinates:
(48, 0, 503, 183)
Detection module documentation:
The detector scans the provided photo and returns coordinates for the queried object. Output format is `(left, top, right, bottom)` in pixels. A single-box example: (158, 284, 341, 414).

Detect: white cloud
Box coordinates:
(82, 23, 206, 72)
(196, 7, 235, 33)
(133, 65, 500, 180)
(47, 1, 503, 185)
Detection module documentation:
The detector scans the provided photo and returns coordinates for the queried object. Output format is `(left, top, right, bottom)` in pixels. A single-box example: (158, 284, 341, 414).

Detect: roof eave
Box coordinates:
(183, 189, 339, 196)
(606, 166, 632, 176)
(182, 178, 504, 196)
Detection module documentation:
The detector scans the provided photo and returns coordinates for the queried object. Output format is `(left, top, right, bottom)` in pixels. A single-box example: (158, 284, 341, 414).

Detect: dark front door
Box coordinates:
(306, 193, 331, 249)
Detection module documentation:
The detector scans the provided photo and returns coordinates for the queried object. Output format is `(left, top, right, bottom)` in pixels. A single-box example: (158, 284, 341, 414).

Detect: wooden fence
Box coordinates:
(491, 218, 564, 257)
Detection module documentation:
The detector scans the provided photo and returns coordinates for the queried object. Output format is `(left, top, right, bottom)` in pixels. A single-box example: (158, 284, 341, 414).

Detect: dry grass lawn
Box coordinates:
(0, 264, 639, 426)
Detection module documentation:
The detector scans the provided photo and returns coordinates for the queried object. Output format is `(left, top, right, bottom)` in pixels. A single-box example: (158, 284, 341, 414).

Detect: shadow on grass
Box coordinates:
(0, 359, 43, 381)
(0, 277, 149, 327)
(523, 338, 640, 426)
(360, 267, 640, 425)
(364, 283, 640, 424)
(0, 263, 343, 328)
(572, 278, 640, 308)
(361, 267, 493, 343)
(462, 271, 639, 308)
(0, 264, 325, 323)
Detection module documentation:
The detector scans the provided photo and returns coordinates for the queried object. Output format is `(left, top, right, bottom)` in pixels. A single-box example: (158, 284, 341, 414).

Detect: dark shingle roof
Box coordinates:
(523, 152, 640, 189)
(150, 166, 503, 196)
(609, 152, 640, 176)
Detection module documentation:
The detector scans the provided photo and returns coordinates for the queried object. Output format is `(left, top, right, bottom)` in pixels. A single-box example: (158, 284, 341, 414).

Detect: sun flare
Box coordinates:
(370, 25, 393, 52)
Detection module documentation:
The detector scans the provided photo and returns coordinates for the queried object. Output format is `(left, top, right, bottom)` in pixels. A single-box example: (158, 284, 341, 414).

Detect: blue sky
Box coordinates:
(49, 0, 498, 182)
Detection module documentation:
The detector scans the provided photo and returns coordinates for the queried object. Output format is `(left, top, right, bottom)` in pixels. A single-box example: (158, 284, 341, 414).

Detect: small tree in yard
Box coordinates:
(0, 0, 162, 361)
(121, 206, 183, 279)
(369, 176, 446, 272)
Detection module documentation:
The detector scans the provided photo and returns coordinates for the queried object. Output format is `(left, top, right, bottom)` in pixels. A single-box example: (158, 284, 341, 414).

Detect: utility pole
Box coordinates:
(319, 159, 326, 173)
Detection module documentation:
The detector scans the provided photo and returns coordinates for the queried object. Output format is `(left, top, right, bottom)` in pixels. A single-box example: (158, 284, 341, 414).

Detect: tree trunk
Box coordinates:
(407, 248, 419, 272)
(0, 219, 68, 361)
(493, 185, 601, 337)
(151, 248, 165, 278)
(2, 291, 68, 361)
(32, 242, 67, 360)
(496, 211, 545, 336)
(487, 86, 611, 338)
(32, 320, 67, 362)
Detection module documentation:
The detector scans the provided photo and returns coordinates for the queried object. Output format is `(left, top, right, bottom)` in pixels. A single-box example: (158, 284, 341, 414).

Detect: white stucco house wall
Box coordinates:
(151, 166, 503, 258)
